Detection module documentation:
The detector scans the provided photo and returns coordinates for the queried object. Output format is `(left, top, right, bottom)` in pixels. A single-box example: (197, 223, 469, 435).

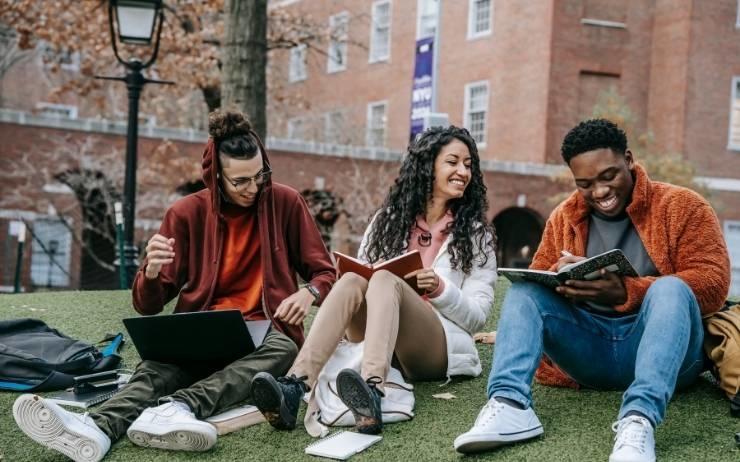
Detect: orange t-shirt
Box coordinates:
(210, 204, 266, 320)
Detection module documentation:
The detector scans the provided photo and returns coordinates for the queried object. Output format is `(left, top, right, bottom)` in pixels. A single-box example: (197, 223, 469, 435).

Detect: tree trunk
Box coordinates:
(222, 0, 268, 139)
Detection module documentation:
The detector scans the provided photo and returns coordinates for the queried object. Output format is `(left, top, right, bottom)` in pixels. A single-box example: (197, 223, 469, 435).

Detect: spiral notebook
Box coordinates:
(305, 431, 382, 460)
(47, 373, 130, 409)
(47, 385, 123, 409)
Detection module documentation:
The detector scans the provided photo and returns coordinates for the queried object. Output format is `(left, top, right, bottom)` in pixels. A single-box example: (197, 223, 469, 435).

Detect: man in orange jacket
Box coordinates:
(456, 119, 730, 462)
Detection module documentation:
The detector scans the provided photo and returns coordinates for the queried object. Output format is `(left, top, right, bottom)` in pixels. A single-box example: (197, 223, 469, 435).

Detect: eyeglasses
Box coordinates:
(221, 168, 272, 190)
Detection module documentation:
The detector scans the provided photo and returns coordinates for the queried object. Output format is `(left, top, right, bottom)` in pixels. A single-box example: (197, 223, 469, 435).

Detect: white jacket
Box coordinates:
(358, 219, 497, 377)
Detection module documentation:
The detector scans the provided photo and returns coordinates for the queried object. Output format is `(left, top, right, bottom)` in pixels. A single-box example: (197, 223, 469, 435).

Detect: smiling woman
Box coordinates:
(250, 125, 498, 437)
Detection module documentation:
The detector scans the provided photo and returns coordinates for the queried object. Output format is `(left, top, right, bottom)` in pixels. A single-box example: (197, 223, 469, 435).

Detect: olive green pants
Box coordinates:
(91, 328, 297, 441)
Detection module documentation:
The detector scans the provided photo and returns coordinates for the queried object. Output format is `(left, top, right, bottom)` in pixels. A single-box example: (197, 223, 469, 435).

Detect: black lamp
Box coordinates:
(97, 0, 172, 288)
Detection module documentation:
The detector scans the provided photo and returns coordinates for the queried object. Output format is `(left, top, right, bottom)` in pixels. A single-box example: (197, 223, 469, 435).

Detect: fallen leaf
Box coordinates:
(432, 392, 456, 400)
(474, 331, 496, 344)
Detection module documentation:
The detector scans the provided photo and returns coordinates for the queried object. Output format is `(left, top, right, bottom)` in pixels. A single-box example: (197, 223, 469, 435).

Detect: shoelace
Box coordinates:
(365, 376, 386, 398)
(475, 399, 504, 426)
(278, 374, 310, 391)
(611, 416, 650, 453)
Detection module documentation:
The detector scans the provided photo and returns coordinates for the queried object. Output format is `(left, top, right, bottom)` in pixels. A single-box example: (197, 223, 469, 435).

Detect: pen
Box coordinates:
(560, 250, 573, 257)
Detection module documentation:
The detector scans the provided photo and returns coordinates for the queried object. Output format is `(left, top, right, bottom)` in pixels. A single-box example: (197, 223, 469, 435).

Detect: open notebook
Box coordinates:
(305, 431, 382, 460)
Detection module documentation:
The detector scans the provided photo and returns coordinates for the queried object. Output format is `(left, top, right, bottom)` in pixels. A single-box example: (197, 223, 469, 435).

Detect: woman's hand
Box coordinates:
(404, 268, 440, 294)
(144, 234, 175, 279)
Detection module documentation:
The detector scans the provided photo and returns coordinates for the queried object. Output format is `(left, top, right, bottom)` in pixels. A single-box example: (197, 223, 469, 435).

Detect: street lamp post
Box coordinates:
(97, 0, 173, 287)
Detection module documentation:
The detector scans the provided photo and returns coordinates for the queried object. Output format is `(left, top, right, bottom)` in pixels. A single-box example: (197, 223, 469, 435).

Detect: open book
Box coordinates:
(497, 249, 638, 289)
(333, 250, 424, 295)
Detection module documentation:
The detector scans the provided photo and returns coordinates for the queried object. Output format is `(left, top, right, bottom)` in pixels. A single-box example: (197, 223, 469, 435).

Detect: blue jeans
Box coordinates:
(487, 276, 704, 426)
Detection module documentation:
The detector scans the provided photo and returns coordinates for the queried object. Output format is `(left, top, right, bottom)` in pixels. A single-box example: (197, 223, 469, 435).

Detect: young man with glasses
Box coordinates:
(12, 111, 336, 462)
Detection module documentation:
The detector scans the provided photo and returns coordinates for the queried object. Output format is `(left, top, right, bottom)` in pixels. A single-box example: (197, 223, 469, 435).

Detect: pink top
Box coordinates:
(407, 211, 454, 299)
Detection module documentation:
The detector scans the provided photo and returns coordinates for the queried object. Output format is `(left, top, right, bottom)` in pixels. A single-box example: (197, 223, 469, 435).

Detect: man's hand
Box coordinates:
(404, 268, 440, 293)
(275, 288, 315, 325)
(556, 269, 628, 305)
(556, 254, 586, 271)
(144, 234, 175, 279)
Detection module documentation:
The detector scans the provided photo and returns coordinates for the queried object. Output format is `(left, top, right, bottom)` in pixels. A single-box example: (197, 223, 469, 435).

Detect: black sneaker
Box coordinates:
(336, 369, 384, 434)
(252, 372, 308, 430)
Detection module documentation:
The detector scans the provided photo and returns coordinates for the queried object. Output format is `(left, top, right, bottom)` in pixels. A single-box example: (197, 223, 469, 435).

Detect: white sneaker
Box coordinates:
(454, 397, 544, 454)
(127, 401, 217, 452)
(609, 415, 656, 462)
(12, 394, 111, 462)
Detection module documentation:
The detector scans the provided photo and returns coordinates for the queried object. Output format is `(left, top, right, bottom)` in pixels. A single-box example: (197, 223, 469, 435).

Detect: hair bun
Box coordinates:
(208, 110, 252, 140)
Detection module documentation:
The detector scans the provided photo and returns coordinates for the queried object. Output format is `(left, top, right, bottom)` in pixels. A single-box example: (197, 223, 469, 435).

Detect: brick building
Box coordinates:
(1, 0, 740, 295)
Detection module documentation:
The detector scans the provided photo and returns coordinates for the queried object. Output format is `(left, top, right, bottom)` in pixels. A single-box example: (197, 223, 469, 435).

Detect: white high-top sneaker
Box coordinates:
(127, 401, 217, 452)
(609, 415, 656, 462)
(454, 397, 544, 454)
(13, 394, 111, 462)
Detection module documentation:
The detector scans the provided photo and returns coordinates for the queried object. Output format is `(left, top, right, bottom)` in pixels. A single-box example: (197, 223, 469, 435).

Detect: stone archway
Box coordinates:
(492, 207, 545, 268)
(56, 169, 120, 290)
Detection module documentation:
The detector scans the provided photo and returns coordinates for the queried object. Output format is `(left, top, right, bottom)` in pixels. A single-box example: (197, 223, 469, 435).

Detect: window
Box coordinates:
(464, 81, 489, 146)
(416, 0, 439, 39)
(324, 111, 345, 144)
(328, 12, 349, 73)
(36, 103, 78, 119)
(366, 101, 388, 147)
(725, 221, 740, 297)
(287, 117, 305, 140)
(369, 1, 392, 62)
(30, 219, 71, 288)
(737, 0, 740, 28)
(289, 44, 307, 82)
(581, 0, 626, 28)
(728, 77, 740, 150)
(41, 43, 80, 72)
(468, 0, 492, 39)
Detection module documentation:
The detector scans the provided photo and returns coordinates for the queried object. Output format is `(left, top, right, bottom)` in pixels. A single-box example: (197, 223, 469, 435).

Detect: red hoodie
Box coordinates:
(132, 137, 336, 346)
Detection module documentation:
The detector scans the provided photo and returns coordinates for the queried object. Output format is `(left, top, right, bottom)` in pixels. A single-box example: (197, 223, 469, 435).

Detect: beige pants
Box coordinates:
(291, 270, 448, 391)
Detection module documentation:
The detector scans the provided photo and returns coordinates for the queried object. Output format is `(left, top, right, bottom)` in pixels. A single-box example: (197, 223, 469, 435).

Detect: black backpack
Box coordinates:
(0, 318, 123, 392)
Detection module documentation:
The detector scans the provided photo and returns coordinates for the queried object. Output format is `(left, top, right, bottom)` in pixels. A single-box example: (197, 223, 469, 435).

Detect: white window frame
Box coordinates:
(324, 110, 345, 144)
(366, 101, 388, 148)
(30, 218, 72, 288)
(36, 102, 78, 119)
(467, 0, 493, 40)
(287, 117, 305, 140)
(736, 0, 740, 28)
(728, 77, 740, 151)
(416, 0, 439, 39)
(289, 44, 308, 82)
(725, 220, 740, 297)
(369, 0, 392, 63)
(41, 42, 81, 72)
(327, 12, 350, 73)
(463, 80, 490, 147)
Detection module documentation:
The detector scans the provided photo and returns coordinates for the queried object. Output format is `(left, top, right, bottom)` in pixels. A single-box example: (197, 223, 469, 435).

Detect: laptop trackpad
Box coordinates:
(246, 320, 271, 347)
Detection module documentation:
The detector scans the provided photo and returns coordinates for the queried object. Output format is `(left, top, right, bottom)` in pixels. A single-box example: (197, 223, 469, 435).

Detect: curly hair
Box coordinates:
(208, 110, 261, 159)
(561, 118, 628, 164)
(363, 126, 496, 274)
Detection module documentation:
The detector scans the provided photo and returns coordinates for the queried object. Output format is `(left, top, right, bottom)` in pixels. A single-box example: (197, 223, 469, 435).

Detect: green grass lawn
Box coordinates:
(0, 281, 739, 461)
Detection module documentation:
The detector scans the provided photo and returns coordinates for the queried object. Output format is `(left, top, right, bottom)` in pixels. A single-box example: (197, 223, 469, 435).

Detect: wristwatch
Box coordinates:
(305, 283, 320, 303)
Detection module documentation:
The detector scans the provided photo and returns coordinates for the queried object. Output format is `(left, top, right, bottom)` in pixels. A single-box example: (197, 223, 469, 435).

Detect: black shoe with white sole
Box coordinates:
(252, 372, 308, 430)
(336, 369, 384, 435)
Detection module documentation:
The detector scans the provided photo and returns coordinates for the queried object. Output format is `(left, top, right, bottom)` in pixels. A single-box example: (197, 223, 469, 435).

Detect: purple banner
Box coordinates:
(409, 37, 435, 141)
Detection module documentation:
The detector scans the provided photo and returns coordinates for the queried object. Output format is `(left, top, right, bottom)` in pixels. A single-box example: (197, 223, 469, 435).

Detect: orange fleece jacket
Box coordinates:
(531, 163, 731, 388)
